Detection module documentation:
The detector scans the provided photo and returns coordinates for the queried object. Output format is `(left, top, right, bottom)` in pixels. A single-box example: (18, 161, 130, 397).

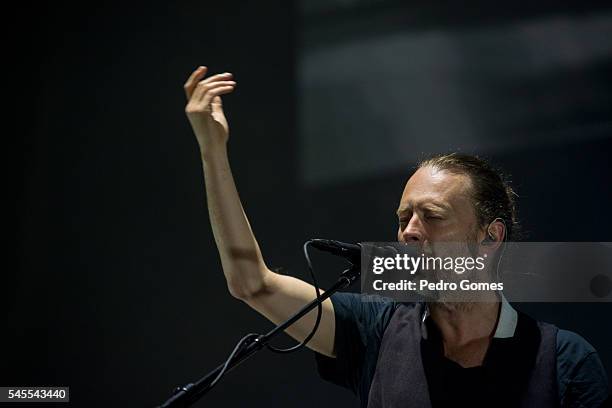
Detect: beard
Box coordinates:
(423, 225, 497, 304)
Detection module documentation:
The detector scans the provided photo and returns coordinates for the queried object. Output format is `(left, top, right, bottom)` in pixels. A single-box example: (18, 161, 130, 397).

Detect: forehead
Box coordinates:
(398, 166, 473, 211)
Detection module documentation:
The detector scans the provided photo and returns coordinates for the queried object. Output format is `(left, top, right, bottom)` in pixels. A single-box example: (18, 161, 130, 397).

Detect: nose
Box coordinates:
(401, 215, 424, 242)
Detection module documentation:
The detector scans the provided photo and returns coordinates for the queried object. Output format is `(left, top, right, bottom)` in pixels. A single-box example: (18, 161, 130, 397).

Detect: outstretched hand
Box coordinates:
(184, 66, 236, 155)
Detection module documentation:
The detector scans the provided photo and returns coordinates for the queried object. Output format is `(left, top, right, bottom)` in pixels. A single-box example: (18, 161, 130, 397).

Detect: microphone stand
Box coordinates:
(157, 264, 360, 408)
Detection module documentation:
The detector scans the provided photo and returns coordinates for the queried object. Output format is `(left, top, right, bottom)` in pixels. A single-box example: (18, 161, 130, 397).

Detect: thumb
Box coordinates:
(211, 95, 223, 115)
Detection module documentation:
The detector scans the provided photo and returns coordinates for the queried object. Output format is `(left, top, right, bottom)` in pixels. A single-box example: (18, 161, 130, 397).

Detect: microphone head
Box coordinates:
(310, 239, 360, 252)
(309, 239, 362, 265)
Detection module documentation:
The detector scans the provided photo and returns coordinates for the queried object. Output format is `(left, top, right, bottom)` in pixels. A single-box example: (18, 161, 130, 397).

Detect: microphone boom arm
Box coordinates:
(157, 264, 360, 408)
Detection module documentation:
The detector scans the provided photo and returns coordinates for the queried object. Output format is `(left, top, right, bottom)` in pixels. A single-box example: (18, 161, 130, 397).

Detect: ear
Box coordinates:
(487, 218, 506, 243)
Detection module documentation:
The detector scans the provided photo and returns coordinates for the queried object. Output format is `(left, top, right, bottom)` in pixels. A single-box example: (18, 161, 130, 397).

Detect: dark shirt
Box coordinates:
(315, 292, 609, 407)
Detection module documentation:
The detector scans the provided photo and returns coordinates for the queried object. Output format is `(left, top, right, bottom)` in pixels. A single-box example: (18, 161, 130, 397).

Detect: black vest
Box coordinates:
(367, 303, 559, 408)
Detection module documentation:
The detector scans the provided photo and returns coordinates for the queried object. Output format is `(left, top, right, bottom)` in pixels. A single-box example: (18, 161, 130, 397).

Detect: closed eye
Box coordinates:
(424, 212, 444, 221)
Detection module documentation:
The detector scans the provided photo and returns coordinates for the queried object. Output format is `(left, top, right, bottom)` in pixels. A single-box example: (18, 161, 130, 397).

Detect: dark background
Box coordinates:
(8, 1, 612, 407)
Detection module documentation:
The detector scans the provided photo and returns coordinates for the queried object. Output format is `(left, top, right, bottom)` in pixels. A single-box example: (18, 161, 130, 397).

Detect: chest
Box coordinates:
(441, 336, 492, 368)
(364, 305, 559, 408)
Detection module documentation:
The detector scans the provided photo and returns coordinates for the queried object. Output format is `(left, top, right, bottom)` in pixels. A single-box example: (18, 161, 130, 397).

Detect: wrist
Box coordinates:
(200, 142, 228, 163)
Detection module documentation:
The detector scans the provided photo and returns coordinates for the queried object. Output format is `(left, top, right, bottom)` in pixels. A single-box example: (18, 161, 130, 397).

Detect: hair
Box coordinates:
(417, 153, 521, 241)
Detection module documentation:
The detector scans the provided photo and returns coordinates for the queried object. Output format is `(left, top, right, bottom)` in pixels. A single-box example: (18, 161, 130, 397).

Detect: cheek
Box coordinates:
(427, 221, 464, 241)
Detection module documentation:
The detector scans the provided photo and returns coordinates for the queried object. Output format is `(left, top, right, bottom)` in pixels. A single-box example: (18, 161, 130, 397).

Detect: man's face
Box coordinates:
(396, 166, 497, 302)
(396, 166, 481, 246)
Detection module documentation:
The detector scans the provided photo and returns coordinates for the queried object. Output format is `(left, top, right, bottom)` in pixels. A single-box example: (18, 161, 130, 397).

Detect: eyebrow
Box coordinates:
(396, 201, 451, 216)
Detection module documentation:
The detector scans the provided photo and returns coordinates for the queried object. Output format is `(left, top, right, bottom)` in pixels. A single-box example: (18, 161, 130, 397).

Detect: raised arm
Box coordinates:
(183, 66, 336, 357)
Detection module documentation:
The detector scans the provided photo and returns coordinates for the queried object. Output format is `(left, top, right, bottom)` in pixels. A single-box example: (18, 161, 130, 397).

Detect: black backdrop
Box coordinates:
(8, 1, 612, 407)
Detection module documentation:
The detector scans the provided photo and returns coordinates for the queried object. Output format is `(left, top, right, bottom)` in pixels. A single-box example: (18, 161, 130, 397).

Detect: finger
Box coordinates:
(190, 72, 234, 101)
(200, 85, 236, 108)
(191, 81, 231, 102)
(211, 95, 223, 115)
(188, 84, 235, 113)
(196, 80, 236, 102)
(198, 72, 233, 87)
(184, 66, 207, 100)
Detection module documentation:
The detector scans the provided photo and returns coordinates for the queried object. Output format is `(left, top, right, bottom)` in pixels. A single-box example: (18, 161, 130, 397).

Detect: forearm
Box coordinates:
(202, 145, 271, 299)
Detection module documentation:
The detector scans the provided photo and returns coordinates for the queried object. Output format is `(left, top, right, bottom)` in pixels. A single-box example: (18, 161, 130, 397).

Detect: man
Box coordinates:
(183, 66, 609, 407)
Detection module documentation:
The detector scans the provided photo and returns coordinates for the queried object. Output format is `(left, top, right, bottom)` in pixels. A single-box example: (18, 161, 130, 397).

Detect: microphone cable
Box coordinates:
(266, 240, 323, 353)
(206, 240, 324, 391)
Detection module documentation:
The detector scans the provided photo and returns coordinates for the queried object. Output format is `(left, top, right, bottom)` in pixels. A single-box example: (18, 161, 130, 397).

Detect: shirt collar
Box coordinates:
(494, 294, 518, 338)
(421, 294, 518, 339)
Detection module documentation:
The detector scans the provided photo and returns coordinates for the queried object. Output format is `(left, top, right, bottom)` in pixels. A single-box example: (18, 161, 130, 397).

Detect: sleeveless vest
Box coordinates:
(366, 303, 559, 408)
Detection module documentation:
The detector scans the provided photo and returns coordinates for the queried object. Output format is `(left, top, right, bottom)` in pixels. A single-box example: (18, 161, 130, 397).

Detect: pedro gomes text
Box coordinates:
(370, 253, 504, 291)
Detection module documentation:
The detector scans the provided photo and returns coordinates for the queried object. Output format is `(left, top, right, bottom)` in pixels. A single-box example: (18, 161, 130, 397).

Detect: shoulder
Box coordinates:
(556, 329, 597, 362)
(556, 329, 609, 407)
(329, 292, 399, 340)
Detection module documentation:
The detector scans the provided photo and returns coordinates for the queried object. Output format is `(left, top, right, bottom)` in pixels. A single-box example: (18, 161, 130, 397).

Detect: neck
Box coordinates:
(428, 296, 501, 346)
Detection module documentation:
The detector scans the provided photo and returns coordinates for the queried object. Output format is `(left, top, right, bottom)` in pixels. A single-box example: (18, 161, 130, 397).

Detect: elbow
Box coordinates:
(226, 269, 275, 301)
(227, 281, 253, 301)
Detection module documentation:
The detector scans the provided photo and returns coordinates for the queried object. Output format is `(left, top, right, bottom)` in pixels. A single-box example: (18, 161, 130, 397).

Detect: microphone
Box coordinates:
(309, 239, 362, 265)
(309, 239, 400, 266)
